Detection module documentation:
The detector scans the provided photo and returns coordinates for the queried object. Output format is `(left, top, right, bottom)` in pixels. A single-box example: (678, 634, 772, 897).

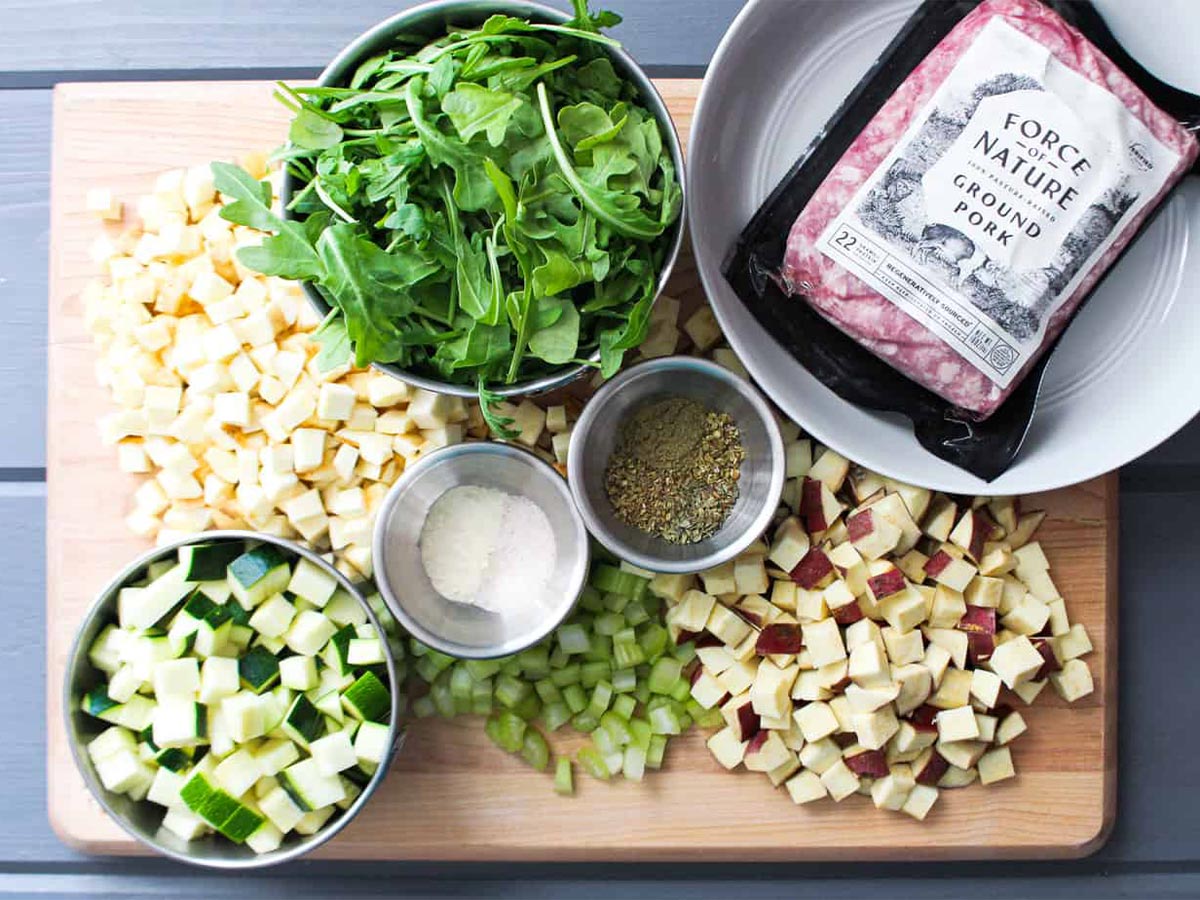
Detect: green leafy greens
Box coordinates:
(213, 1, 681, 423)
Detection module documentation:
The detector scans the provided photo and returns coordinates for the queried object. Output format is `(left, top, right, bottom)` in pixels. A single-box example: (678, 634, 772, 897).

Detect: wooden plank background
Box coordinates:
(47, 80, 1112, 861)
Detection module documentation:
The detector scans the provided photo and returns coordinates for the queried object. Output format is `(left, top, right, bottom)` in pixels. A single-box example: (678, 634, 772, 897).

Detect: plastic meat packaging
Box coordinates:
(726, 0, 1200, 479)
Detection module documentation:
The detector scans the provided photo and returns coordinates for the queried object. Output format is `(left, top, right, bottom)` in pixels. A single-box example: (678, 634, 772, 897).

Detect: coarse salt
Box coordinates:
(419, 485, 556, 614)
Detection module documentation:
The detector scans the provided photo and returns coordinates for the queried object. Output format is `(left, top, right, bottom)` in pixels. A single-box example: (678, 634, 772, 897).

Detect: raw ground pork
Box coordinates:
(779, 0, 1199, 417)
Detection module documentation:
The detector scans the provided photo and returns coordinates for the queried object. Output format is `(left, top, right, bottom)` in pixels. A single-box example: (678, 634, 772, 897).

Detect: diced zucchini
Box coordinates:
(277, 758, 346, 812)
(198, 656, 240, 704)
(341, 671, 390, 722)
(152, 657, 200, 700)
(147, 559, 174, 581)
(154, 746, 193, 772)
(281, 695, 324, 746)
(152, 699, 207, 749)
(227, 624, 254, 651)
(258, 785, 305, 833)
(312, 690, 345, 725)
(286, 611, 337, 657)
(292, 805, 335, 836)
(279, 655, 318, 691)
(347, 638, 384, 666)
(287, 558, 338, 608)
(106, 665, 145, 703)
(106, 694, 155, 731)
(353, 721, 389, 767)
(161, 806, 208, 841)
(120, 563, 196, 630)
(254, 738, 300, 777)
(221, 692, 269, 743)
(256, 633, 287, 655)
(324, 590, 367, 627)
(207, 706, 235, 758)
(248, 594, 296, 639)
(178, 541, 244, 581)
(196, 579, 233, 605)
(87, 625, 126, 674)
(244, 820, 284, 854)
(308, 730, 356, 777)
(238, 646, 281, 694)
(217, 805, 266, 843)
(336, 775, 362, 810)
(82, 685, 120, 718)
(146, 766, 187, 808)
(321, 625, 355, 676)
(227, 545, 291, 610)
(87, 726, 137, 763)
(213, 748, 261, 798)
(95, 750, 155, 795)
(192, 619, 232, 658)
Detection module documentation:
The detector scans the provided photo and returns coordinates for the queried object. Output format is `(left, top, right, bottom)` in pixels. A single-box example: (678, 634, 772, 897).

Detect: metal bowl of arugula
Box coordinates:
(223, 0, 684, 422)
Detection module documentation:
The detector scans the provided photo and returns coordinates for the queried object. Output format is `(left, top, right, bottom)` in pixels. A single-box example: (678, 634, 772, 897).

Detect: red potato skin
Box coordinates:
(867, 568, 906, 599)
(746, 730, 770, 755)
(847, 509, 874, 543)
(791, 548, 834, 589)
(832, 601, 865, 625)
(958, 605, 997, 635)
(800, 478, 827, 533)
(845, 749, 890, 777)
(1032, 638, 1061, 680)
(909, 705, 939, 732)
(734, 702, 762, 742)
(915, 751, 950, 786)
(756, 623, 804, 655)
(924, 550, 953, 579)
(968, 632, 996, 665)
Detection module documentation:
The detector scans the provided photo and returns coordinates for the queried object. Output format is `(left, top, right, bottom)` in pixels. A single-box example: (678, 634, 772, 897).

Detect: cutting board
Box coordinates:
(46, 81, 1117, 861)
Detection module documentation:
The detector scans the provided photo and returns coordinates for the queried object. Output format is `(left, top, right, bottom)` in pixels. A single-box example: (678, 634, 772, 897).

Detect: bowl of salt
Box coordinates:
(372, 442, 591, 658)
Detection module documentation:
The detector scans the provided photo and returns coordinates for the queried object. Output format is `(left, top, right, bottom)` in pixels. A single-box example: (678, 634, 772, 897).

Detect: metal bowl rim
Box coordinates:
(566, 355, 786, 574)
(63, 530, 402, 870)
(371, 440, 591, 658)
(279, 0, 687, 398)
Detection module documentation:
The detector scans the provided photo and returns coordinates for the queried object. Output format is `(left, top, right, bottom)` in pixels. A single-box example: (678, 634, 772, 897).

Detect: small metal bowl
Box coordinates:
(64, 531, 402, 869)
(372, 442, 591, 658)
(567, 356, 785, 574)
(282, 0, 687, 398)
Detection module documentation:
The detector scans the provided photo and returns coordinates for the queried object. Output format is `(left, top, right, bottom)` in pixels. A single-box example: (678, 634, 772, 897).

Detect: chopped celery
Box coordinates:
(550, 663, 582, 687)
(464, 658, 502, 680)
(494, 711, 526, 752)
(412, 695, 436, 718)
(495, 674, 531, 709)
(649, 705, 683, 735)
(671, 641, 697, 664)
(449, 666, 474, 705)
(613, 640, 645, 669)
(554, 758, 574, 795)
(580, 662, 611, 688)
(613, 627, 637, 646)
(600, 711, 633, 745)
(668, 678, 692, 703)
(604, 592, 630, 614)
(534, 679, 562, 704)
(576, 746, 610, 781)
(612, 694, 637, 720)
(628, 717, 652, 750)
(562, 683, 587, 714)
(430, 672, 456, 718)
(587, 681, 614, 718)
(511, 694, 542, 721)
(471, 679, 493, 716)
(579, 585, 605, 613)
(556, 623, 591, 655)
(594, 612, 625, 636)
(693, 705, 725, 729)
(623, 745, 647, 782)
(623, 602, 650, 627)
(603, 752, 624, 777)
(516, 645, 550, 678)
(633, 682, 651, 705)
(582, 635, 611, 662)
(639, 624, 669, 660)
(611, 668, 637, 693)
(591, 723, 620, 756)
(571, 711, 599, 733)
(548, 645, 570, 669)
(646, 735, 668, 769)
(590, 564, 648, 598)
(648, 658, 684, 695)
(520, 729, 550, 771)
(542, 701, 572, 732)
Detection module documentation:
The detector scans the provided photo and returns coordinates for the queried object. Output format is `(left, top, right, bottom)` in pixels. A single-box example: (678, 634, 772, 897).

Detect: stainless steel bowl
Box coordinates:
(63, 531, 403, 869)
(567, 356, 785, 574)
(282, 0, 687, 398)
(372, 442, 591, 658)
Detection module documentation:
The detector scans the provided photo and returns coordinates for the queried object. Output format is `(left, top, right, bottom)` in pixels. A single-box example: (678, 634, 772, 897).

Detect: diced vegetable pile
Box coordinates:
(403, 561, 723, 789)
(81, 540, 392, 854)
(680, 447, 1095, 818)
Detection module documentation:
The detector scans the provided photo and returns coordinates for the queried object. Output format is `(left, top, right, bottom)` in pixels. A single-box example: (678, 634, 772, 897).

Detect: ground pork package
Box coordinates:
(727, 0, 1200, 479)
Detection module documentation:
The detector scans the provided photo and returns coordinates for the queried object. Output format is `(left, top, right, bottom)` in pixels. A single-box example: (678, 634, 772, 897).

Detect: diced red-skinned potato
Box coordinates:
(958, 605, 996, 635)
(800, 478, 844, 534)
(705, 603, 754, 646)
(706, 726, 748, 770)
(864, 492, 922, 554)
(808, 448, 850, 492)
(893, 664, 933, 716)
(832, 601, 865, 626)
(756, 623, 804, 655)
(768, 517, 810, 573)
(791, 547, 835, 590)
(844, 746, 890, 777)
(987, 497, 1019, 536)
(885, 479, 933, 523)
(721, 695, 762, 743)
(897, 549, 929, 583)
(921, 495, 958, 542)
(967, 632, 996, 666)
(744, 729, 793, 773)
(1052, 623, 1092, 664)
(1050, 658, 1094, 702)
(866, 565, 906, 601)
(925, 549, 977, 593)
(1005, 510, 1047, 549)
(927, 584, 967, 629)
(847, 508, 902, 561)
(850, 468, 887, 503)
(964, 575, 1004, 609)
(913, 748, 950, 786)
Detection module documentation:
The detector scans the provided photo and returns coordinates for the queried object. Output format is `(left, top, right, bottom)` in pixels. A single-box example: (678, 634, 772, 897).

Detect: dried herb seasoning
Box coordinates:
(604, 397, 745, 544)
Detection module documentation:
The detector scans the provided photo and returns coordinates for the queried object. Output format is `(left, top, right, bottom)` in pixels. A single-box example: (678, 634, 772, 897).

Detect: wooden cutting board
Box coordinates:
(46, 80, 1117, 861)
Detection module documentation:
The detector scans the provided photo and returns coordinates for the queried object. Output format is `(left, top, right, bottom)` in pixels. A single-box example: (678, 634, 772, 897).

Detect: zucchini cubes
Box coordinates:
(78, 538, 391, 855)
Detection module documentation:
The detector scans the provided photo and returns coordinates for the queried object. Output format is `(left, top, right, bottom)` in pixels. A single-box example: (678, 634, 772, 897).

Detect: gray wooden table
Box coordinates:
(3, 1, 1199, 896)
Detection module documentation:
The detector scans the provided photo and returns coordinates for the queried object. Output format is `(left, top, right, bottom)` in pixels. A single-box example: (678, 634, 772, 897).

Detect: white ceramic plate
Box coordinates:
(689, 0, 1200, 494)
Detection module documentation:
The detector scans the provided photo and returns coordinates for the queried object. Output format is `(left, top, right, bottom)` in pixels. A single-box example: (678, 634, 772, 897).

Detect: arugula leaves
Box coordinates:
(216, 3, 680, 426)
